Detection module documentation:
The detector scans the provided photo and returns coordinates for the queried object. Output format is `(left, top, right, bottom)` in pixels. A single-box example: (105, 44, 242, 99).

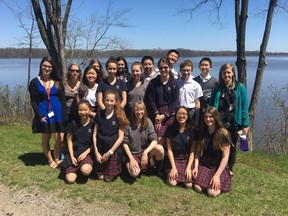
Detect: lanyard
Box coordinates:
(42, 79, 52, 110)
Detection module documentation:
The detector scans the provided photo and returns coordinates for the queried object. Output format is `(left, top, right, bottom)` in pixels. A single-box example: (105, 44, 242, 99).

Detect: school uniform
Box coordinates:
(123, 119, 157, 171)
(178, 76, 203, 119)
(97, 77, 127, 101)
(143, 70, 158, 82)
(194, 132, 232, 192)
(144, 75, 180, 137)
(164, 125, 193, 183)
(95, 109, 122, 176)
(62, 119, 94, 174)
(125, 79, 149, 117)
(194, 74, 217, 112)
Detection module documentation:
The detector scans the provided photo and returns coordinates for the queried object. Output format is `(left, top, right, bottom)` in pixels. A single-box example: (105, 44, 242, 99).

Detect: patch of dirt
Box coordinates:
(0, 183, 127, 216)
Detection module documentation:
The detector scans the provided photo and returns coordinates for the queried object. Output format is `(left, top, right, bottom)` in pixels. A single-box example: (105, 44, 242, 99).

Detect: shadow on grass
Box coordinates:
(119, 167, 137, 185)
(18, 152, 47, 166)
(57, 165, 95, 184)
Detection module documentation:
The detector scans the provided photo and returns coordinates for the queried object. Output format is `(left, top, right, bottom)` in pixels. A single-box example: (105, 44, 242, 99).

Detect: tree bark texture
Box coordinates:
(31, 0, 72, 76)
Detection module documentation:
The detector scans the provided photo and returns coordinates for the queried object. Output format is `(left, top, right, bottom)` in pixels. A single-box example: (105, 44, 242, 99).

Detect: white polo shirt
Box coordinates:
(178, 76, 203, 108)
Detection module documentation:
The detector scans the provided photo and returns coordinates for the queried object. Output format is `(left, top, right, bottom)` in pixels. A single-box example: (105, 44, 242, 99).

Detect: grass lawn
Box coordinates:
(0, 124, 288, 215)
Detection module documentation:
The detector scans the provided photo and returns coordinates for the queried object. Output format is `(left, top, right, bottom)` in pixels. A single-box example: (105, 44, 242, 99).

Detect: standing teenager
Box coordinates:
(97, 57, 127, 110)
(210, 63, 249, 176)
(144, 57, 180, 147)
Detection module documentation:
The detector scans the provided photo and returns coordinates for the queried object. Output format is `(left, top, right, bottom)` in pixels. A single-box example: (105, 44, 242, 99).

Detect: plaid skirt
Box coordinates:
(65, 154, 93, 175)
(130, 150, 148, 172)
(194, 155, 231, 192)
(164, 152, 193, 183)
(96, 153, 122, 176)
(156, 106, 175, 137)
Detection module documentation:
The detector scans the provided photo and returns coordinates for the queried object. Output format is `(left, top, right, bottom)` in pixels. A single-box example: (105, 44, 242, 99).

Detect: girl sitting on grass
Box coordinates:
(122, 101, 164, 178)
(62, 100, 94, 184)
(93, 90, 129, 182)
(193, 106, 232, 197)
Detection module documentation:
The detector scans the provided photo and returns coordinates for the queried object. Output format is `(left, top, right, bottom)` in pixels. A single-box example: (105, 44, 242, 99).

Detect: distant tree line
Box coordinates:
(0, 48, 287, 59)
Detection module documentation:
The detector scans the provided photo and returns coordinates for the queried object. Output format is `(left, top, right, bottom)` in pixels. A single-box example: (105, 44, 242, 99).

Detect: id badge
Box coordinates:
(48, 110, 55, 118)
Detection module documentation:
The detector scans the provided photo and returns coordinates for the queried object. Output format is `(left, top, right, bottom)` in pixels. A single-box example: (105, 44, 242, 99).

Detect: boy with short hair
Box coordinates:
(167, 49, 180, 79)
(194, 57, 217, 112)
(178, 60, 203, 128)
(141, 56, 158, 82)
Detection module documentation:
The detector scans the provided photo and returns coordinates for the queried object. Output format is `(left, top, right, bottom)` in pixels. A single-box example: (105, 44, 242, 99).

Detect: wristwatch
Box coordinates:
(108, 150, 114, 156)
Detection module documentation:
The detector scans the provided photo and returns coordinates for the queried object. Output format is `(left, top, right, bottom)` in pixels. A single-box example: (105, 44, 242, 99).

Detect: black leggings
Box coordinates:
(227, 126, 240, 171)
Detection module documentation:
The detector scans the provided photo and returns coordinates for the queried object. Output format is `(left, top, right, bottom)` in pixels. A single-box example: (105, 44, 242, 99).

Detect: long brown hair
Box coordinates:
(38, 56, 64, 90)
(129, 100, 148, 132)
(104, 89, 129, 127)
(199, 106, 232, 151)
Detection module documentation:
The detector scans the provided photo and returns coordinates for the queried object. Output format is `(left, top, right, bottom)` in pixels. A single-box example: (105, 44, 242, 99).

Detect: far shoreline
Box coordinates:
(0, 47, 288, 59)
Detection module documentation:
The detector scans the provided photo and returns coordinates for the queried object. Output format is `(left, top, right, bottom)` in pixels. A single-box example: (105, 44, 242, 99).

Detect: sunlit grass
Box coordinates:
(1, 124, 288, 215)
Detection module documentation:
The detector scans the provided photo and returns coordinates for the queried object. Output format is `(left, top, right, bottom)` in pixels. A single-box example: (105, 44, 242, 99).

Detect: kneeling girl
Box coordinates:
(63, 100, 94, 184)
(193, 106, 232, 197)
(165, 106, 196, 188)
(93, 90, 129, 182)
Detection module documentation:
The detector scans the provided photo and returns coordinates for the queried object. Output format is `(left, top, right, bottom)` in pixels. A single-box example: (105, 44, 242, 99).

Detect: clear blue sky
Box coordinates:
(1, 0, 287, 52)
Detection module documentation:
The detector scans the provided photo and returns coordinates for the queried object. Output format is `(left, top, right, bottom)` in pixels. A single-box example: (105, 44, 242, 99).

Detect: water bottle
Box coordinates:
(239, 134, 249, 152)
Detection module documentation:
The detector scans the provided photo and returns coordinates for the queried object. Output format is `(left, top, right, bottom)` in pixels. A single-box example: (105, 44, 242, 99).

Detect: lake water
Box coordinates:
(1, 56, 287, 150)
(1, 56, 287, 92)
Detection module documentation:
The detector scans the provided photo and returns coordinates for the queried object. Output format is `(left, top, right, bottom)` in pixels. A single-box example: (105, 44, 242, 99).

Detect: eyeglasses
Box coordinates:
(42, 64, 52, 69)
(159, 66, 169, 70)
(70, 69, 80, 73)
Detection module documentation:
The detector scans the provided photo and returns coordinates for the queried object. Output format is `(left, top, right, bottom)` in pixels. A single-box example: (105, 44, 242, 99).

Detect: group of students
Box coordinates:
(28, 49, 249, 197)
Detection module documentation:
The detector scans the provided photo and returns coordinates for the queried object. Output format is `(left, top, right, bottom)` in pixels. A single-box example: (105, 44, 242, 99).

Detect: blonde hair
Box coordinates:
(218, 63, 236, 89)
(129, 101, 148, 132)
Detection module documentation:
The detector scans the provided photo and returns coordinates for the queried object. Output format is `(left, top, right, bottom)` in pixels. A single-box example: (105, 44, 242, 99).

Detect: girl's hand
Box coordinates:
(154, 122, 161, 131)
(210, 175, 221, 191)
(185, 168, 192, 181)
(155, 114, 165, 123)
(102, 152, 110, 162)
(95, 152, 103, 163)
(243, 127, 249, 135)
(71, 156, 78, 166)
(77, 153, 87, 162)
(129, 158, 140, 173)
(41, 117, 47, 123)
(90, 111, 96, 118)
(140, 152, 148, 168)
(192, 167, 198, 179)
(168, 168, 178, 180)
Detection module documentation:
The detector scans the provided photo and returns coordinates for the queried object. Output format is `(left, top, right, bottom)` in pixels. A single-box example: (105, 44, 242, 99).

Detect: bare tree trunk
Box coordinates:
(235, 0, 248, 86)
(249, 0, 278, 149)
(31, 0, 72, 76)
